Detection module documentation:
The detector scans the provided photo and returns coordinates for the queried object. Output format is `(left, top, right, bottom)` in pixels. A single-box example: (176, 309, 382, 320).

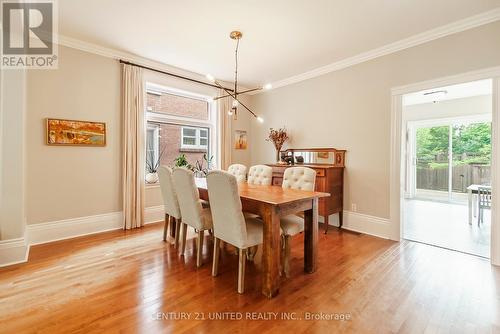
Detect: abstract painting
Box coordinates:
(234, 130, 247, 150)
(46, 118, 106, 146)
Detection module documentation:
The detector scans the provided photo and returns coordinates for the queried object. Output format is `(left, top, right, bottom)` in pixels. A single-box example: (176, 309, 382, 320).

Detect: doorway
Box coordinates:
(401, 79, 493, 258)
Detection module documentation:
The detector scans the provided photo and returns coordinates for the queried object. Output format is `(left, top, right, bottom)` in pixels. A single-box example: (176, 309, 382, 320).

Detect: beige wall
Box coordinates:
(0, 68, 26, 239)
(250, 21, 500, 220)
(27, 46, 122, 224)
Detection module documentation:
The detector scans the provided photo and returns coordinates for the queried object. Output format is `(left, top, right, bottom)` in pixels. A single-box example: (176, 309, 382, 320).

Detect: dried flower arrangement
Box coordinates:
(266, 127, 289, 162)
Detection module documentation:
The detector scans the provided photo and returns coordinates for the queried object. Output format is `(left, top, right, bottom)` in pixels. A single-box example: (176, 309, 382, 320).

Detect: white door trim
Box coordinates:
(390, 66, 500, 265)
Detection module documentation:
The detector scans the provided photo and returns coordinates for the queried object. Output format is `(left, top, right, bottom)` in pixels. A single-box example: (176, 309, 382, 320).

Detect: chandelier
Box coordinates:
(206, 31, 271, 122)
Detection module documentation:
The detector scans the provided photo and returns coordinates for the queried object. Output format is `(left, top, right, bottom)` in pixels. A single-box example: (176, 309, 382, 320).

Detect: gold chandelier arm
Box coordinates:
(214, 80, 258, 118)
(236, 87, 263, 95)
(212, 93, 231, 101)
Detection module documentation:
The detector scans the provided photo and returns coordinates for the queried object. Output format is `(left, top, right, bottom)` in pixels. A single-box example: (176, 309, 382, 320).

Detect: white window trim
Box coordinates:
(181, 126, 208, 150)
(146, 124, 160, 169)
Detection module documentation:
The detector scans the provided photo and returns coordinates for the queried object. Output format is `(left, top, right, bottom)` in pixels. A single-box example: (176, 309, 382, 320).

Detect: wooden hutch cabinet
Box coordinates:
(267, 148, 345, 233)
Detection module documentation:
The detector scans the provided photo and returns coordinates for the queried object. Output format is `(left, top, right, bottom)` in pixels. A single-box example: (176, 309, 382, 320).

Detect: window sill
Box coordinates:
(145, 183, 160, 189)
(180, 148, 208, 153)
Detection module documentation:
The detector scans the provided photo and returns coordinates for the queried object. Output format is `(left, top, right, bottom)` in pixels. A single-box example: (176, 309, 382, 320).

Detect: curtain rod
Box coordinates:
(119, 59, 234, 92)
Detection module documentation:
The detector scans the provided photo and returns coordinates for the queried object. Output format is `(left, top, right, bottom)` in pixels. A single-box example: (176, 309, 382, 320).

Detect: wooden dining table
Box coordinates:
(195, 178, 330, 298)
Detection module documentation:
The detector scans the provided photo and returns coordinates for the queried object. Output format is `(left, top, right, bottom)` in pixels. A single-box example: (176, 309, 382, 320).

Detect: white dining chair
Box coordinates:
(227, 164, 247, 183)
(247, 165, 273, 186)
(478, 186, 491, 226)
(207, 170, 264, 294)
(158, 166, 182, 248)
(172, 167, 213, 267)
(280, 166, 316, 277)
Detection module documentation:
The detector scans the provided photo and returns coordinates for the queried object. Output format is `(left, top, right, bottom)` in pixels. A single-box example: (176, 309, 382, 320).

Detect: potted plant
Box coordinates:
(145, 145, 165, 184)
(266, 127, 289, 163)
(174, 153, 193, 170)
(193, 154, 214, 177)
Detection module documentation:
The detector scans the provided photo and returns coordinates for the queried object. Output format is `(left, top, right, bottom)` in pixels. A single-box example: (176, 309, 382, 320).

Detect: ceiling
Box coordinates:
(59, 0, 500, 87)
(403, 79, 492, 106)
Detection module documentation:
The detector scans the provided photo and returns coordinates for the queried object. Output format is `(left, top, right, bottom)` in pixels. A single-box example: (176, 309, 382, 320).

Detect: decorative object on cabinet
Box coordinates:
(267, 147, 346, 233)
(266, 127, 289, 163)
(46, 118, 106, 146)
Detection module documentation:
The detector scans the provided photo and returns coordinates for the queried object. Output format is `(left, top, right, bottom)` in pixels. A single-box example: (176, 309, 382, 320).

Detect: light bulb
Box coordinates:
(206, 74, 215, 82)
(257, 116, 264, 123)
(232, 99, 239, 108)
(228, 110, 233, 116)
(263, 83, 272, 90)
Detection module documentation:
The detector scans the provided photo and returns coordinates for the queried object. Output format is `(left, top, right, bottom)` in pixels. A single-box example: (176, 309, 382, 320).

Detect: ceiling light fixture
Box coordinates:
(208, 30, 270, 122)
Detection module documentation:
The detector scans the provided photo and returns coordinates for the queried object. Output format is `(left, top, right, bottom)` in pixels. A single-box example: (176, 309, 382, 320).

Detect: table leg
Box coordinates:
(468, 189, 473, 225)
(261, 204, 280, 298)
(304, 198, 319, 273)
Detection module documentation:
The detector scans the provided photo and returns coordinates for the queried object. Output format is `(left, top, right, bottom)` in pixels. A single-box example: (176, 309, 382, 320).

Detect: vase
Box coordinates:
(275, 146, 282, 163)
(146, 172, 159, 184)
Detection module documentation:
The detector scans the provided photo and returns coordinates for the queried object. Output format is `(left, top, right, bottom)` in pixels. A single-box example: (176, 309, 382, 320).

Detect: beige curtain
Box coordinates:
(218, 89, 232, 170)
(122, 64, 145, 229)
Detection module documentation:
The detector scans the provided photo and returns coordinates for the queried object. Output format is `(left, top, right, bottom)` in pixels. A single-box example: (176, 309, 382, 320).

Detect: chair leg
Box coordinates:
(196, 230, 204, 268)
(163, 214, 170, 242)
(212, 237, 220, 277)
(238, 248, 246, 294)
(174, 218, 181, 249)
(283, 235, 291, 278)
(180, 223, 188, 256)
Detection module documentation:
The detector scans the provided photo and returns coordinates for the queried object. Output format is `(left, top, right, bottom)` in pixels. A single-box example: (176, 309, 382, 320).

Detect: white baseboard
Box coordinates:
(341, 210, 391, 239)
(0, 237, 30, 267)
(144, 205, 165, 225)
(27, 206, 165, 246)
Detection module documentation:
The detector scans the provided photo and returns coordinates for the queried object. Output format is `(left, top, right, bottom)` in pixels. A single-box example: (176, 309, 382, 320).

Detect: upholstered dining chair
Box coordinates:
(227, 164, 247, 183)
(280, 166, 317, 277)
(172, 167, 213, 267)
(158, 166, 182, 248)
(247, 165, 273, 186)
(207, 170, 264, 294)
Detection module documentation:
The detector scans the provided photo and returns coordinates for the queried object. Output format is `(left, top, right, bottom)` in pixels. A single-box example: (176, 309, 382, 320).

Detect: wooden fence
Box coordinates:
(417, 164, 490, 192)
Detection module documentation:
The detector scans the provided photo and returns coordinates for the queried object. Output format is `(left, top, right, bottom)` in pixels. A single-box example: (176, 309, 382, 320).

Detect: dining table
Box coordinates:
(194, 177, 330, 298)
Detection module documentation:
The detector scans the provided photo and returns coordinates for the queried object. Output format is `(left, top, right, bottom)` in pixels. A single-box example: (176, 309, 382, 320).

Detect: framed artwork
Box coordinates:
(46, 118, 106, 146)
(234, 130, 247, 150)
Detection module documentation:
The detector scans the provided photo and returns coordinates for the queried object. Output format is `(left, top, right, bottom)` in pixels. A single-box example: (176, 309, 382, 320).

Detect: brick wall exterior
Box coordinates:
(147, 92, 209, 169)
(147, 92, 208, 120)
(157, 123, 207, 167)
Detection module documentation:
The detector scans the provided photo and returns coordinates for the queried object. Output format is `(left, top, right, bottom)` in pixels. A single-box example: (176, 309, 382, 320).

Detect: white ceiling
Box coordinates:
(59, 0, 500, 87)
(403, 79, 492, 106)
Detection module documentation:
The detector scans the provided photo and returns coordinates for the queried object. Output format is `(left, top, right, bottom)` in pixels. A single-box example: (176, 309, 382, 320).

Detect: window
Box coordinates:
(145, 83, 216, 183)
(181, 126, 209, 150)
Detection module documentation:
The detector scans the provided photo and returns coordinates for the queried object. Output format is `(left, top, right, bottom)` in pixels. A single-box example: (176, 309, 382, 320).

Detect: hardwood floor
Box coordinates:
(1, 223, 499, 333)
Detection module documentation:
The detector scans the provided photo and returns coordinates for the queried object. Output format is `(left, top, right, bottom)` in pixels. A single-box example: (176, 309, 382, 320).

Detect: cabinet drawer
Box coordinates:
(314, 169, 325, 177)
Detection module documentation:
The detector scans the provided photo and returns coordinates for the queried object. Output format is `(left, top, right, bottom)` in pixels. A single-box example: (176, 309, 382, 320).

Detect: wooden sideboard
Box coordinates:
(267, 148, 345, 233)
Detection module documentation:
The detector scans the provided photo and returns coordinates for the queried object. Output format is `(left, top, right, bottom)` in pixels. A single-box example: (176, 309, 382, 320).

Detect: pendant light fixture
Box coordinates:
(206, 31, 271, 122)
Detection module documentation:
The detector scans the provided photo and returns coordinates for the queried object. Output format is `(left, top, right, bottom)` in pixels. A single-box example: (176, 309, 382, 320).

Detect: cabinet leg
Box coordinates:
(324, 215, 329, 234)
(339, 211, 343, 229)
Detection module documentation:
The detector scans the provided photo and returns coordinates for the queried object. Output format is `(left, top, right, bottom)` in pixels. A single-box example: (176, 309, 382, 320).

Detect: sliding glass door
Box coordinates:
(415, 125, 450, 201)
(412, 119, 491, 202)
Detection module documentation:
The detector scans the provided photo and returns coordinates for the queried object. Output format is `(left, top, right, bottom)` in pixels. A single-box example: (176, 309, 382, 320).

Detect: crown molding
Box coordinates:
(57, 34, 214, 85)
(263, 8, 500, 92)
